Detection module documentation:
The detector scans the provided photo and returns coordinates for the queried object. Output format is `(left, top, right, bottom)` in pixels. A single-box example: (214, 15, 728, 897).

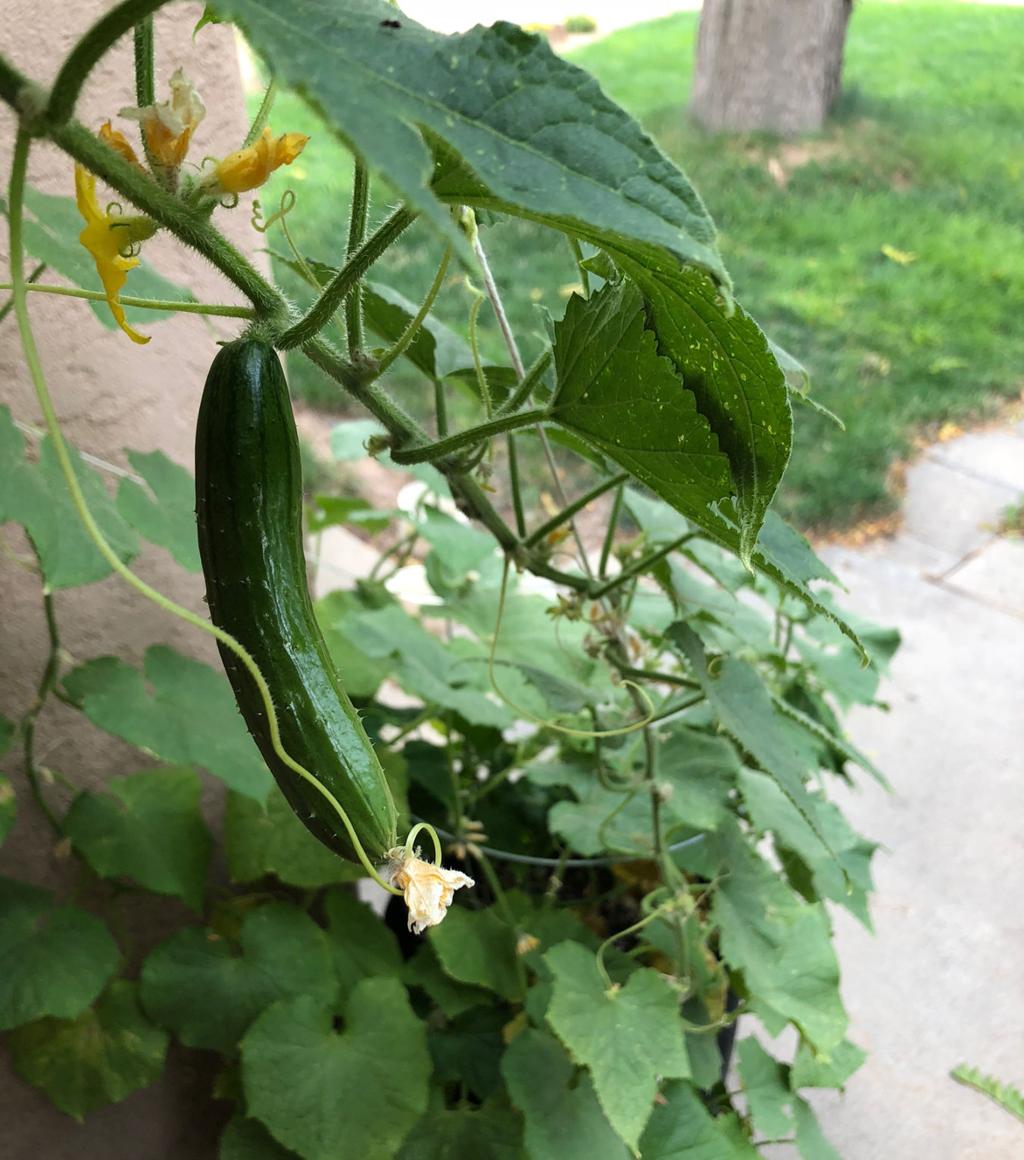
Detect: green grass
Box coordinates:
(252, 0, 1024, 528)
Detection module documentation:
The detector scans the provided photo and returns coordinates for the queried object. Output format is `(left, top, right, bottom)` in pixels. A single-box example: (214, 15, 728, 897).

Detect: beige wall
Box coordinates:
(0, 4, 266, 1154)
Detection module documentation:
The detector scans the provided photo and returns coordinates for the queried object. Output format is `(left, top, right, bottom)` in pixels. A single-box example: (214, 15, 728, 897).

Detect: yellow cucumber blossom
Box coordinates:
(384, 848, 474, 934)
(201, 126, 309, 197)
(121, 67, 205, 172)
(98, 121, 142, 168)
(75, 164, 157, 345)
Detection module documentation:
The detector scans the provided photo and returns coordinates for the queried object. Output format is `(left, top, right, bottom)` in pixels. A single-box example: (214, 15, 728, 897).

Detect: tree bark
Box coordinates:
(690, 0, 853, 136)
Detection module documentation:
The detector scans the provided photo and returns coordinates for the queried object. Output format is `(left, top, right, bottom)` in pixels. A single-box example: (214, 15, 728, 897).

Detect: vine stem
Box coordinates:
(132, 17, 162, 179)
(0, 282, 255, 317)
(390, 408, 548, 466)
(21, 579, 63, 835)
(279, 207, 417, 349)
(243, 78, 277, 148)
(523, 471, 629, 549)
(344, 160, 370, 352)
(6, 129, 399, 896)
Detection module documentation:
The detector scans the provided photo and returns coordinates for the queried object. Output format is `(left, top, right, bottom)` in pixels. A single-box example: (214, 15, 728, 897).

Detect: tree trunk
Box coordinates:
(690, 0, 853, 135)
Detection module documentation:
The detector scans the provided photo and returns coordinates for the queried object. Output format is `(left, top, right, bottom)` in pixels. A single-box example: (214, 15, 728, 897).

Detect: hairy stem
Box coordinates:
(390, 408, 548, 466)
(524, 472, 629, 549)
(375, 247, 451, 377)
(243, 78, 277, 148)
(344, 160, 370, 352)
(279, 207, 416, 349)
(0, 281, 254, 317)
(21, 581, 63, 835)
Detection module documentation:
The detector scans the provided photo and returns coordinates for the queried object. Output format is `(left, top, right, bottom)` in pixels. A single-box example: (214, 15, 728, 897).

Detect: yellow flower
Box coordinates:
(75, 164, 157, 344)
(121, 67, 205, 172)
(201, 126, 309, 197)
(98, 121, 141, 168)
(384, 848, 474, 934)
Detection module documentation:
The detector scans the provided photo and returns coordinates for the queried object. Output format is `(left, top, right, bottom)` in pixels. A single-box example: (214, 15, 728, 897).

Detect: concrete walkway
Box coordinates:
(804, 425, 1024, 1157)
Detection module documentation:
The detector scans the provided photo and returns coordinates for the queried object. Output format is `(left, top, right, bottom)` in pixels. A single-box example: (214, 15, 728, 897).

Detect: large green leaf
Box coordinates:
(401, 941, 492, 1019)
(323, 888, 402, 1003)
(710, 826, 847, 1052)
(502, 1028, 629, 1160)
(6, 982, 168, 1121)
(224, 787, 362, 889)
(793, 1097, 842, 1160)
(669, 623, 834, 861)
(140, 903, 336, 1051)
(639, 1080, 758, 1159)
(115, 450, 202, 571)
(544, 941, 690, 1150)
(220, 1117, 300, 1160)
(737, 1036, 793, 1139)
(429, 904, 523, 1002)
(550, 283, 734, 538)
(738, 767, 876, 927)
(241, 983, 430, 1160)
(620, 262, 792, 563)
(0, 407, 138, 589)
(212, 0, 725, 287)
(64, 766, 211, 910)
(64, 646, 272, 800)
(398, 1092, 523, 1160)
(791, 1037, 866, 1092)
(0, 877, 119, 1031)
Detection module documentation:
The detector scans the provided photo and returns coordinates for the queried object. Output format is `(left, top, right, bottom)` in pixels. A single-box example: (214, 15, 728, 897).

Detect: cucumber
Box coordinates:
(195, 338, 398, 863)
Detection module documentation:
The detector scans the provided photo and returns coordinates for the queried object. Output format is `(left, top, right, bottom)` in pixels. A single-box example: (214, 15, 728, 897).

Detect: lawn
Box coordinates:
(253, 0, 1024, 528)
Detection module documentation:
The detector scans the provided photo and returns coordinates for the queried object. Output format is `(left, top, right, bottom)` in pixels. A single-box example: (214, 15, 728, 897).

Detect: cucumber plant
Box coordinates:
(0, 1, 896, 1155)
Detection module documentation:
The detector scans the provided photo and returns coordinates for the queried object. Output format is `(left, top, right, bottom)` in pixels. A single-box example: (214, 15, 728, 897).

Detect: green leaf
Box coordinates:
(429, 904, 523, 1002)
(428, 1004, 508, 1100)
(5, 185, 194, 329)
(791, 1038, 866, 1091)
(241, 983, 430, 1160)
(950, 1064, 1024, 1124)
(544, 941, 690, 1149)
(398, 1092, 523, 1160)
(215, 0, 726, 287)
(140, 902, 336, 1051)
(0, 774, 15, 847)
(307, 495, 394, 534)
(417, 507, 496, 591)
(668, 624, 834, 863)
(401, 941, 492, 1019)
(6, 981, 168, 1121)
(220, 1117, 300, 1160)
(659, 727, 740, 832)
(639, 1080, 758, 1159)
(64, 766, 211, 910)
(323, 888, 402, 1002)
(793, 1096, 842, 1160)
(315, 589, 393, 699)
(738, 768, 875, 927)
(737, 1036, 792, 1139)
(0, 408, 138, 588)
(550, 283, 734, 539)
(0, 877, 119, 1031)
(329, 418, 388, 462)
(620, 263, 792, 563)
(115, 450, 202, 571)
(64, 646, 272, 800)
(502, 1028, 629, 1160)
(710, 825, 846, 1052)
(224, 787, 362, 889)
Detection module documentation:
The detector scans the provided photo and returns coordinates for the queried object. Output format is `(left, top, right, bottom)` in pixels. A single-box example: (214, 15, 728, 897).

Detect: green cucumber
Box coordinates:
(195, 338, 398, 864)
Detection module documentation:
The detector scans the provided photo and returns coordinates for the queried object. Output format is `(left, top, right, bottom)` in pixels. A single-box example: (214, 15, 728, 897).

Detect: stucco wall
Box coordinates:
(0, 4, 266, 1154)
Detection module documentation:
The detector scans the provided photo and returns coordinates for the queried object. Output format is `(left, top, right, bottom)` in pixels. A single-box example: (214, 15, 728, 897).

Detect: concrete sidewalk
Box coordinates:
(805, 425, 1024, 1157)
